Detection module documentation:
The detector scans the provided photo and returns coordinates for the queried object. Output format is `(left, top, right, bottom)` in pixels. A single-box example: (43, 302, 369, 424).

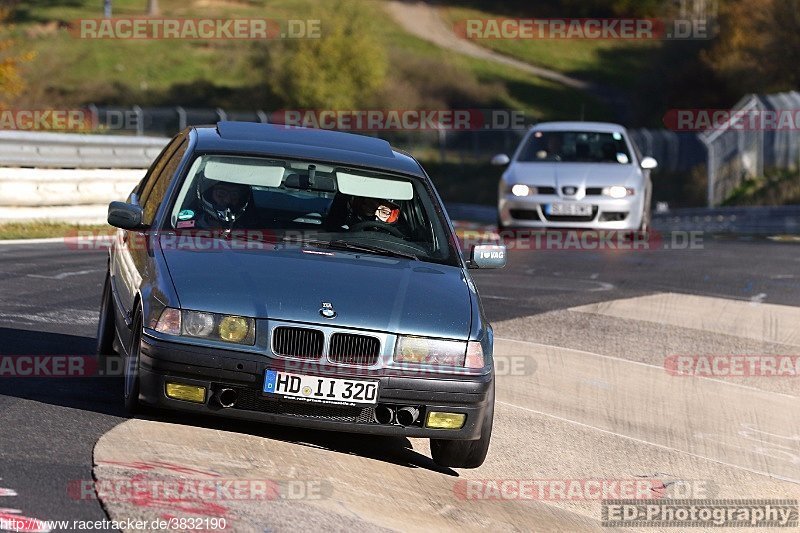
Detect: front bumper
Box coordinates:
(498, 193, 643, 230)
(138, 334, 493, 440)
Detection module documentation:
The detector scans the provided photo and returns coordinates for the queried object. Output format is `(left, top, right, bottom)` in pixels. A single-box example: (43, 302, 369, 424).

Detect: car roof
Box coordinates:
(532, 121, 627, 134)
(192, 122, 426, 178)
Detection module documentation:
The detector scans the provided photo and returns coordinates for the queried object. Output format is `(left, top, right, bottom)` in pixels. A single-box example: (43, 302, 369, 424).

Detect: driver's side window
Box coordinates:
(137, 133, 186, 204)
(139, 134, 188, 225)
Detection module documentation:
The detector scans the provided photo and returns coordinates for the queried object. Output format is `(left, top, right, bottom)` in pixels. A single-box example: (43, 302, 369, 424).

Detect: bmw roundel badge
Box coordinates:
(320, 302, 336, 319)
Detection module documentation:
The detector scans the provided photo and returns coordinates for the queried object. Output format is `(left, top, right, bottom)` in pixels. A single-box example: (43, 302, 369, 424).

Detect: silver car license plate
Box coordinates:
(547, 203, 593, 216)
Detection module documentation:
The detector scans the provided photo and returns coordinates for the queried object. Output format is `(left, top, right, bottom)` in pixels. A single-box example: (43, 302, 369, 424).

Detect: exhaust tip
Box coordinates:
(396, 406, 420, 426)
(374, 404, 395, 425)
(217, 388, 238, 408)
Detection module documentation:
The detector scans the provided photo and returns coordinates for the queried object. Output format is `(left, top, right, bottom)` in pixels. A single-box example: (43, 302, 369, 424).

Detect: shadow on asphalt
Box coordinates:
(0, 326, 457, 477)
(0, 327, 125, 417)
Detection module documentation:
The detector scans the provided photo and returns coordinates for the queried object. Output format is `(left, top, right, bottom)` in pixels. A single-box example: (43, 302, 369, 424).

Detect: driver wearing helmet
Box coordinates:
(195, 177, 256, 230)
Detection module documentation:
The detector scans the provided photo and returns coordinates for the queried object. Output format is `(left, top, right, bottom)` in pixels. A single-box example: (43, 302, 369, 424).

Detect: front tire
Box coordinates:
(123, 309, 143, 415)
(431, 381, 495, 469)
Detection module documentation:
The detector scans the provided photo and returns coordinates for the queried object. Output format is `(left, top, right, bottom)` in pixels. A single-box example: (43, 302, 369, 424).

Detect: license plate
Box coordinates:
(546, 202, 593, 216)
(263, 370, 378, 405)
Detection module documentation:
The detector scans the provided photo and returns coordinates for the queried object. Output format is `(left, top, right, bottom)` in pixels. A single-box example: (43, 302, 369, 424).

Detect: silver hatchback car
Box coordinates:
(495, 122, 658, 231)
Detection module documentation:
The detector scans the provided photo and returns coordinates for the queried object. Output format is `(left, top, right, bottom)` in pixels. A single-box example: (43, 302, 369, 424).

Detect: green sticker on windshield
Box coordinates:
(178, 209, 194, 220)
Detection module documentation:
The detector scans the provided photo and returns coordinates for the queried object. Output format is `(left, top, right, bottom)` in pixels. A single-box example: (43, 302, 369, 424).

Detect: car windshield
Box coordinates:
(518, 130, 632, 164)
(164, 154, 459, 266)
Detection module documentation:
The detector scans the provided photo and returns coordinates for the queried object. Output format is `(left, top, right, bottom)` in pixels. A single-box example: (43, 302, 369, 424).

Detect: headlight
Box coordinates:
(603, 186, 634, 199)
(154, 308, 181, 335)
(183, 311, 214, 337)
(394, 336, 485, 368)
(154, 308, 256, 345)
(511, 184, 536, 197)
(219, 316, 251, 343)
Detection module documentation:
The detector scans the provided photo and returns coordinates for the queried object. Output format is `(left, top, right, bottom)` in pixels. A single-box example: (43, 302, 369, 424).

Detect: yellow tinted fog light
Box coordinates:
(165, 383, 206, 403)
(426, 411, 466, 429)
(219, 316, 252, 344)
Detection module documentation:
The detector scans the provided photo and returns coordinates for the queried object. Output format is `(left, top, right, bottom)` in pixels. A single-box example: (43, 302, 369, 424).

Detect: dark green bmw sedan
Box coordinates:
(96, 121, 506, 468)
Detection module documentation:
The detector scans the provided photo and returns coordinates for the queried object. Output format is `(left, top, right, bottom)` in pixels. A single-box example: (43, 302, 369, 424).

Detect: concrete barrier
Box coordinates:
(0, 205, 117, 225)
(0, 131, 165, 223)
(0, 168, 144, 207)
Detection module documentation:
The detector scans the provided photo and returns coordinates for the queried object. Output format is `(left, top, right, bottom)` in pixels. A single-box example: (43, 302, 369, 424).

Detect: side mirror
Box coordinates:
(640, 156, 658, 170)
(108, 201, 145, 230)
(468, 244, 507, 269)
(491, 153, 510, 166)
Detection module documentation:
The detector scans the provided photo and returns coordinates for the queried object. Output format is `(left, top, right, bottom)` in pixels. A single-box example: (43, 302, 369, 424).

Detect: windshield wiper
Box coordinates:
(329, 240, 419, 260)
(284, 238, 418, 260)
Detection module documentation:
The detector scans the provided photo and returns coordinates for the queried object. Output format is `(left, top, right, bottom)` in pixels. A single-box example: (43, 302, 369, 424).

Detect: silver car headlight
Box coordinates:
(510, 184, 537, 197)
(603, 186, 634, 199)
(394, 336, 485, 368)
(155, 308, 256, 345)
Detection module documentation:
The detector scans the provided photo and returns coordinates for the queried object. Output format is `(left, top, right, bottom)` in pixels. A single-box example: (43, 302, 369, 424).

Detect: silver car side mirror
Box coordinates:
(468, 244, 507, 269)
(491, 154, 510, 166)
(640, 157, 658, 170)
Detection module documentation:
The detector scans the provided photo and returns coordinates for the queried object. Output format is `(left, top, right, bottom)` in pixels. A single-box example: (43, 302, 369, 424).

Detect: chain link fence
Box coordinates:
(700, 91, 800, 206)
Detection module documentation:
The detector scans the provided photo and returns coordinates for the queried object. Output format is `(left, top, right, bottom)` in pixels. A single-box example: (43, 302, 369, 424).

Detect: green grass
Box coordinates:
(439, 5, 658, 89)
(10, 0, 612, 121)
(15, 0, 308, 98)
(0, 222, 113, 240)
(722, 170, 800, 207)
(367, 0, 608, 119)
(460, 54, 609, 121)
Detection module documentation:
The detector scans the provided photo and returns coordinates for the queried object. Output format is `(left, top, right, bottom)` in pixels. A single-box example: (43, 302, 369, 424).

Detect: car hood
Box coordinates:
(507, 162, 640, 188)
(160, 241, 473, 340)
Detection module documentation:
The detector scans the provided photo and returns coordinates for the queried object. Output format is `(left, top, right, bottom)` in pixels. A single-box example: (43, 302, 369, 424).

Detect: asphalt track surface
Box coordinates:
(0, 236, 799, 531)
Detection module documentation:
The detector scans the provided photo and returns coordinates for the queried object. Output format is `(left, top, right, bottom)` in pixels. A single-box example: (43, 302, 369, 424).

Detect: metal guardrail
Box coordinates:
(653, 205, 800, 235)
(0, 130, 168, 169)
(445, 203, 800, 235)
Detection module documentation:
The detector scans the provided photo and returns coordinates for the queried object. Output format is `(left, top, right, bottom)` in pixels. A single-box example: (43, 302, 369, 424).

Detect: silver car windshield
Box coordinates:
(518, 131, 632, 164)
(166, 155, 458, 266)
